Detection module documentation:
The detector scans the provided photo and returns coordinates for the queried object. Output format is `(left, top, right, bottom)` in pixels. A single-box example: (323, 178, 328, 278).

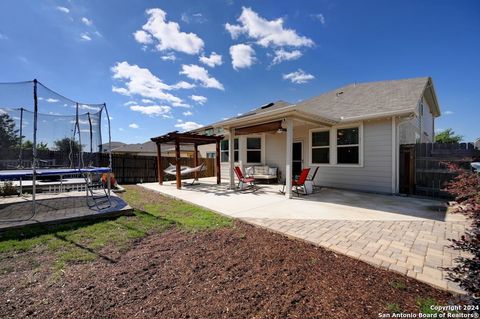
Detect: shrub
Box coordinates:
(444, 164, 480, 304)
(0, 181, 18, 196)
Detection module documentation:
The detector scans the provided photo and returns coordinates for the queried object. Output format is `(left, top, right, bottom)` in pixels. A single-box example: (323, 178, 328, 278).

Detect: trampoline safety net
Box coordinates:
(0, 80, 113, 220)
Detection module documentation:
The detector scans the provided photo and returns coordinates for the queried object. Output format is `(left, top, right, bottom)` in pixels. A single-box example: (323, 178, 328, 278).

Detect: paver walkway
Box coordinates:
(140, 178, 468, 293)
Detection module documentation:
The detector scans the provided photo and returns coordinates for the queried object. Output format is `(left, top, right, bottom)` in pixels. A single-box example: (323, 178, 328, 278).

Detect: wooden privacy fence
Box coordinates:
(99, 153, 216, 184)
(399, 143, 480, 198)
(0, 150, 216, 184)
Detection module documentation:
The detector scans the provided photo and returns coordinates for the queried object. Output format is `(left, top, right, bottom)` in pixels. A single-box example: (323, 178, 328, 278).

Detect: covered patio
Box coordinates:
(139, 177, 467, 293)
(216, 108, 337, 198)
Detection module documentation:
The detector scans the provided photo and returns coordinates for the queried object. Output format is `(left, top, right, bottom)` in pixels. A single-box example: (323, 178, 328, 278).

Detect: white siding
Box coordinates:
(421, 99, 434, 142)
(306, 120, 393, 193)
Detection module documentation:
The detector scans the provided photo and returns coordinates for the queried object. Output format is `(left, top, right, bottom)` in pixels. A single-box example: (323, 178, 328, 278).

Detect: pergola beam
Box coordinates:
(151, 131, 224, 187)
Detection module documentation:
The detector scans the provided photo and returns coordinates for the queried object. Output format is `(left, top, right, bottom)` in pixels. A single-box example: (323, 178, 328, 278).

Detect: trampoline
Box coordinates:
(0, 167, 111, 180)
(0, 79, 113, 221)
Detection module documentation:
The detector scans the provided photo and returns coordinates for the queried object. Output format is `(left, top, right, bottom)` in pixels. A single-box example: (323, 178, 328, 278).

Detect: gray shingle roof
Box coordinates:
(296, 77, 431, 121)
(204, 100, 291, 129)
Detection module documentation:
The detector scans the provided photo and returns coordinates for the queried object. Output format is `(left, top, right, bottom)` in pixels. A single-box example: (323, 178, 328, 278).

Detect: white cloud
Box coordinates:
(111, 61, 192, 105)
(311, 13, 326, 25)
(444, 110, 454, 115)
(189, 95, 207, 105)
(130, 105, 172, 117)
(129, 123, 139, 129)
(282, 69, 314, 84)
(172, 101, 190, 108)
(133, 30, 153, 44)
(183, 111, 193, 116)
(161, 53, 176, 61)
(46, 98, 59, 103)
(80, 33, 92, 41)
(141, 99, 154, 103)
(124, 101, 136, 106)
(135, 8, 204, 55)
(180, 64, 224, 90)
(272, 49, 302, 65)
(81, 17, 93, 26)
(181, 13, 190, 24)
(171, 81, 195, 90)
(225, 7, 314, 48)
(56, 6, 70, 14)
(175, 120, 203, 131)
(230, 44, 256, 70)
(181, 12, 207, 24)
(78, 105, 101, 111)
(199, 52, 223, 67)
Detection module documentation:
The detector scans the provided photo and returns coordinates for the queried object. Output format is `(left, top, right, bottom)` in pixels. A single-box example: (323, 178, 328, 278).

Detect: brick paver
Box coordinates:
(243, 217, 468, 293)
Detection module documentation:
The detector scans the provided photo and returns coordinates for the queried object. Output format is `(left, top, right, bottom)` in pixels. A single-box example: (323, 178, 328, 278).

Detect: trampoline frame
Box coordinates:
(0, 79, 113, 220)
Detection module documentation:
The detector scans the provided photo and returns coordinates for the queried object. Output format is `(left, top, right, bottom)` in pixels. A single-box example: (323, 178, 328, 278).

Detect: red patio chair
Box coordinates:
(234, 166, 256, 190)
(292, 168, 311, 196)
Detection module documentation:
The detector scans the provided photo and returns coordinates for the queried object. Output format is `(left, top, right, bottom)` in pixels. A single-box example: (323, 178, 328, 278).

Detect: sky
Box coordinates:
(0, 0, 479, 144)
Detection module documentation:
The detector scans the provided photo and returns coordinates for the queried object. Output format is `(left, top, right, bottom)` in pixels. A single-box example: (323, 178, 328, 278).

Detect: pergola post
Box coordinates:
(175, 137, 181, 189)
(285, 118, 293, 199)
(228, 128, 235, 189)
(150, 131, 224, 189)
(156, 142, 163, 185)
(193, 143, 199, 181)
(215, 140, 221, 184)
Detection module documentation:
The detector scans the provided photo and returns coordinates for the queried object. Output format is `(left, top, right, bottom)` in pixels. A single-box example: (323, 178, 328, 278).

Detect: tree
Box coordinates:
(21, 140, 49, 151)
(444, 164, 480, 305)
(53, 137, 81, 154)
(435, 128, 463, 144)
(0, 113, 20, 151)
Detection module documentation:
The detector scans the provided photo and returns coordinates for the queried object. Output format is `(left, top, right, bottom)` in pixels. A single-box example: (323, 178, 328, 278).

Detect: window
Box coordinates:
(337, 127, 359, 164)
(246, 137, 261, 163)
(220, 138, 238, 162)
(206, 152, 215, 159)
(311, 130, 329, 164)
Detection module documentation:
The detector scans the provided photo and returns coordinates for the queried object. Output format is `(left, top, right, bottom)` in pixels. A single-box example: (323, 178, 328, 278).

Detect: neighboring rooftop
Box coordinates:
(112, 141, 195, 154)
(101, 141, 126, 152)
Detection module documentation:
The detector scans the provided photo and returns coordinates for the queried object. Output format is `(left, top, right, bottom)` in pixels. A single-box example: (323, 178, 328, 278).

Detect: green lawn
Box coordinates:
(0, 186, 232, 274)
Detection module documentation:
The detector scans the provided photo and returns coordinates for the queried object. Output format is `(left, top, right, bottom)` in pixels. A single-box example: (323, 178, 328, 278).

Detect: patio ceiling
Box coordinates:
(218, 107, 337, 131)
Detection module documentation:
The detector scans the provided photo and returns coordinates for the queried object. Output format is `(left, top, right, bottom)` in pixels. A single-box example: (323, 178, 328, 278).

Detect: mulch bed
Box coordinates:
(0, 219, 454, 319)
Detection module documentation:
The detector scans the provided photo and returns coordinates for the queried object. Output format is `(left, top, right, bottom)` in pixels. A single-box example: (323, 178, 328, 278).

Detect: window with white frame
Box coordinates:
(311, 130, 330, 164)
(206, 152, 215, 159)
(336, 127, 359, 164)
(246, 137, 261, 163)
(220, 139, 238, 162)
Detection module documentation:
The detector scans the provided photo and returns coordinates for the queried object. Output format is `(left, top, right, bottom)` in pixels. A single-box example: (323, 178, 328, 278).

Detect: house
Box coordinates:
(197, 77, 440, 197)
(111, 141, 199, 158)
(100, 141, 126, 153)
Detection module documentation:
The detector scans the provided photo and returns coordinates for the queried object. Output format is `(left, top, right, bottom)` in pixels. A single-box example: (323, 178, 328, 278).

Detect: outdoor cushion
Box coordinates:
(245, 166, 254, 176)
(254, 165, 269, 175)
(252, 174, 277, 179)
(268, 167, 277, 176)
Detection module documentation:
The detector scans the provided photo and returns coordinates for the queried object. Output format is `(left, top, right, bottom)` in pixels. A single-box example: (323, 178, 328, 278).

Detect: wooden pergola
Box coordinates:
(151, 131, 224, 189)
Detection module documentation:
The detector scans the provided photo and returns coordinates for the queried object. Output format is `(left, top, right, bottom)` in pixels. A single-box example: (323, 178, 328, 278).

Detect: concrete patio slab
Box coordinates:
(139, 177, 468, 293)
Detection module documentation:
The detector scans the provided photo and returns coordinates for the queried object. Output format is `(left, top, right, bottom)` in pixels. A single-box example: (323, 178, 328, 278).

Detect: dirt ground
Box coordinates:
(0, 186, 455, 318)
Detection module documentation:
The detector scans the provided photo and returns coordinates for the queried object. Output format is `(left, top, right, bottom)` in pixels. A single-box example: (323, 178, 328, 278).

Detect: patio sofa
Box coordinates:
(245, 165, 279, 184)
